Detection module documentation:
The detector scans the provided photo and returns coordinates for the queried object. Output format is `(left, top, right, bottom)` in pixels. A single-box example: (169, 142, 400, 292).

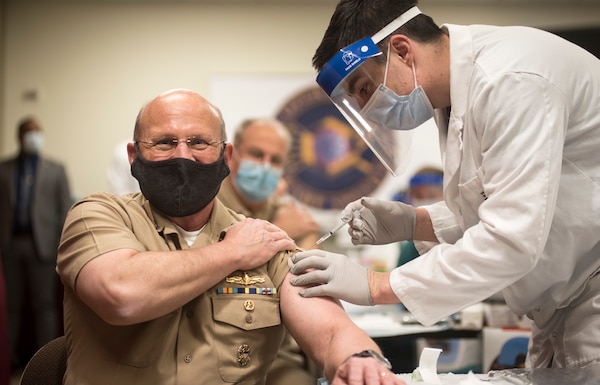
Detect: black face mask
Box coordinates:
(131, 145, 230, 217)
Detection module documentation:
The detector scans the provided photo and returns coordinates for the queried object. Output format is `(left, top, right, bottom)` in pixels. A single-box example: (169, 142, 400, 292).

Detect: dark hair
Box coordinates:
(17, 116, 39, 139)
(313, 0, 444, 70)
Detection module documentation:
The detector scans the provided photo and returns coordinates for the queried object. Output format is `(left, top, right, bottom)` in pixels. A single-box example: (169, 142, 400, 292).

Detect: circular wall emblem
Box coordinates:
(276, 86, 391, 210)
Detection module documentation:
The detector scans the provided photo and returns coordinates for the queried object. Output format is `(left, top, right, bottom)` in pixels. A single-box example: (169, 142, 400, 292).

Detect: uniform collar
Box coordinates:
(142, 194, 243, 245)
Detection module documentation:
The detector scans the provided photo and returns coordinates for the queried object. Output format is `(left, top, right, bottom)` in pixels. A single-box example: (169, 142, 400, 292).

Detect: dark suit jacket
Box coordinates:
(0, 155, 73, 261)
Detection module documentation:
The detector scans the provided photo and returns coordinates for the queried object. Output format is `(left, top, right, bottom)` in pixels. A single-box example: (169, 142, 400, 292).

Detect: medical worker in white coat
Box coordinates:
(289, 0, 600, 369)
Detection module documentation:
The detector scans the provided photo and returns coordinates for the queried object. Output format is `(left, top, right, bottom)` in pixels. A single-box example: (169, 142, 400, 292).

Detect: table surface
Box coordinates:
(319, 364, 600, 384)
(344, 303, 454, 338)
(341, 304, 600, 384)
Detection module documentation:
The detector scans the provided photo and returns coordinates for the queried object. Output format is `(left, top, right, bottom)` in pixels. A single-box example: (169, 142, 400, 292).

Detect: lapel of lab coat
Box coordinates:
(436, 24, 475, 220)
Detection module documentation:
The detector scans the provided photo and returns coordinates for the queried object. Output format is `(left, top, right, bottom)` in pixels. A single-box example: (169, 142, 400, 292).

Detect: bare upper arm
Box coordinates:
(279, 272, 353, 368)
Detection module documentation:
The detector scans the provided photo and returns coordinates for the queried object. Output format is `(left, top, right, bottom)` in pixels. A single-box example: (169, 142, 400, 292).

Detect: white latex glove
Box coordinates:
(289, 249, 372, 306)
(341, 197, 416, 245)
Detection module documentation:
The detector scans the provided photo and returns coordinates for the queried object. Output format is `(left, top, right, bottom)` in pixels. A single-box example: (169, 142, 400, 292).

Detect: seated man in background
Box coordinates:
(220, 118, 319, 250)
(393, 166, 444, 266)
(56, 89, 401, 385)
(218, 118, 320, 385)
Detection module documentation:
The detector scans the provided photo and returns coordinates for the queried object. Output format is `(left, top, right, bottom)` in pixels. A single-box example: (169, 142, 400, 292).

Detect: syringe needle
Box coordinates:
(315, 221, 347, 245)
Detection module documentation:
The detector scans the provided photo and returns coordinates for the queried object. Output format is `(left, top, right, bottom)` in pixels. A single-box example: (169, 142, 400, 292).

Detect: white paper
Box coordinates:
(419, 347, 443, 384)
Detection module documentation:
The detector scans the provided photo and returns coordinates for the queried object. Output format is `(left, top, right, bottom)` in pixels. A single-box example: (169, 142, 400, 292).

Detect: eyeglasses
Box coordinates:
(136, 137, 225, 153)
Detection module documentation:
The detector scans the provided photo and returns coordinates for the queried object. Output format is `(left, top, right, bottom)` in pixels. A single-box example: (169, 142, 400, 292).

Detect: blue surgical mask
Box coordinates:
(23, 131, 44, 154)
(234, 159, 282, 203)
(361, 48, 434, 131)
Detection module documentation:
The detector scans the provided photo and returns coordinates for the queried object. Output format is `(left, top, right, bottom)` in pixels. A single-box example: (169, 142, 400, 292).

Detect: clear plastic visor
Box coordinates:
(327, 58, 413, 177)
(315, 6, 422, 176)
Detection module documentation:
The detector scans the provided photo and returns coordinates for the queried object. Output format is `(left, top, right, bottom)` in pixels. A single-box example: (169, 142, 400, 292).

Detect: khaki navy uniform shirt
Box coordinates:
(57, 192, 290, 385)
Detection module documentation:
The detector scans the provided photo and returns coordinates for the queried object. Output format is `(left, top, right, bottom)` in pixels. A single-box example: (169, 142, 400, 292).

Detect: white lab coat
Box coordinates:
(390, 24, 600, 368)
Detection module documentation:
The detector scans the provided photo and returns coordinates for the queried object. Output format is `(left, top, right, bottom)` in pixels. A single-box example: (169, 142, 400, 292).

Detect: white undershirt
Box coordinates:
(174, 224, 205, 247)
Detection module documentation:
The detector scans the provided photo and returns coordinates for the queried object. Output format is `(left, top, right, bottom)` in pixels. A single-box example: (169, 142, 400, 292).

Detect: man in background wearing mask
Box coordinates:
(391, 166, 443, 266)
(218, 118, 320, 385)
(290, 0, 600, 370)
(220, 119, 319, 252)
(0, 116, 73, 372)
(56, 89, 401, 385)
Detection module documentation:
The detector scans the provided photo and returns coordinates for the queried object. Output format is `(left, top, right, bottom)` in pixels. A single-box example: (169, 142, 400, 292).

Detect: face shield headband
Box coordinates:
(316, 6, 422, 176)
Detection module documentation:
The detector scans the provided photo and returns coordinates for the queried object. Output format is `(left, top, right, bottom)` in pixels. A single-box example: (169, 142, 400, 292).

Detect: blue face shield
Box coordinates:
(315, 6, 432, 177)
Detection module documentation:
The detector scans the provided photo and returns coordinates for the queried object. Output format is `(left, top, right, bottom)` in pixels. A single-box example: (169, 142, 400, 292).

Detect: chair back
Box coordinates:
(19, 336, 66, 385)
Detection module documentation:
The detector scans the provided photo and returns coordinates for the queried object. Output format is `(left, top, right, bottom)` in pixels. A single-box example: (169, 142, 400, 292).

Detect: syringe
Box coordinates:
(315, 221, 347, 246)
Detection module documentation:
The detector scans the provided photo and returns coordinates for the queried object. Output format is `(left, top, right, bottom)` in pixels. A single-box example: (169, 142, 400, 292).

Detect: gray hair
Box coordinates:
(233, 118, 291, 151)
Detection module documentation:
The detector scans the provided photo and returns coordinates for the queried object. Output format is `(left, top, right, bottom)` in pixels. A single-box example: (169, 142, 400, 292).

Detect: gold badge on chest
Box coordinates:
(226, 272, 265, 286)
(237, 344, 251, 367)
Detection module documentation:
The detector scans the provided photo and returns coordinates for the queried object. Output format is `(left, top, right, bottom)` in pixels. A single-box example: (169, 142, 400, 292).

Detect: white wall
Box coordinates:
(2, 1, 600, 200)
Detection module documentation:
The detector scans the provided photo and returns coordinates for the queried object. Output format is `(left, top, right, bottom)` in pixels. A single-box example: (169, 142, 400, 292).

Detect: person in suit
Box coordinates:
(0, 252, 9, 385)
(0, 116, 73, 370)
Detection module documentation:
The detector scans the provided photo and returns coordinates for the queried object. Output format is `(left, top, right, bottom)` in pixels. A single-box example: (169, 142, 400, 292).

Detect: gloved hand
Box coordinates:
(341, 197, 416, 245)
(289, 249, 372, 306)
